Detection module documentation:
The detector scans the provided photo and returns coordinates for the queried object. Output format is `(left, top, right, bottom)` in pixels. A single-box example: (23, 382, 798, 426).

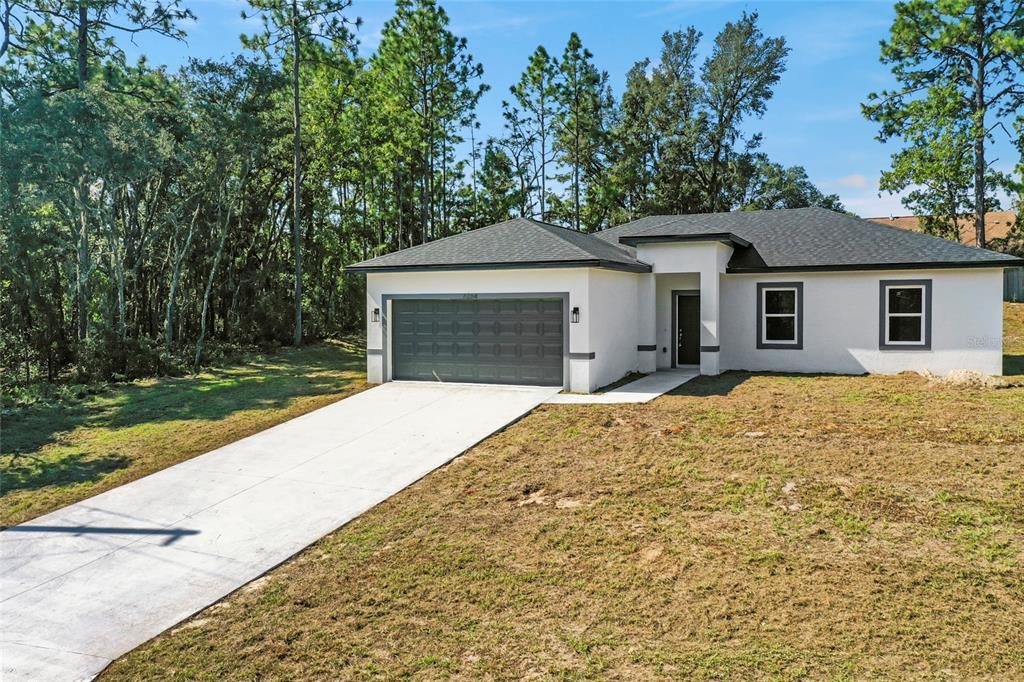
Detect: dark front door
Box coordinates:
(676, 294, 700, 366)
(391, 297, 564, 386)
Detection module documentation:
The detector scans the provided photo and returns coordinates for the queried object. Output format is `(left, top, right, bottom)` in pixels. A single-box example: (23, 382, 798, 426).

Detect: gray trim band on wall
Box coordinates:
(568, 352, 596, 360)
(878, 278, 932, 351)
(756, 281, 804, 350)
(366, 348, 383, 355)
(637, 344, 657, 351)
(700, 345, 720, 353)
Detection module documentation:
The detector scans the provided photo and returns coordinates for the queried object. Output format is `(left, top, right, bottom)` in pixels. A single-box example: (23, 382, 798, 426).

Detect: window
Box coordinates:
(879, 279, 931, 350)
(756, 282, 803, 350)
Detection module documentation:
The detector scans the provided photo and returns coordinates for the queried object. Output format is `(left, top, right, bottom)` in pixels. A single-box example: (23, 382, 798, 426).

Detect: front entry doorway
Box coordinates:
(674, 291, 700, 366)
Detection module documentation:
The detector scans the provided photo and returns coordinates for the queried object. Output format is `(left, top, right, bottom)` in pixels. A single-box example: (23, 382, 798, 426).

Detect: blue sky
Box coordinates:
(127, 0, 1020, 217)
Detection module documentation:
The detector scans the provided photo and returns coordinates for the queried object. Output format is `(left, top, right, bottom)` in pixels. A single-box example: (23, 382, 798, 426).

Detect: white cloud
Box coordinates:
(837, 174, 868, 189)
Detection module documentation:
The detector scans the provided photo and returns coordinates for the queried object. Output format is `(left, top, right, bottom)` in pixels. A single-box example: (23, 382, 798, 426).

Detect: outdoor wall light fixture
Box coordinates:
(371, 307, 380, 322)
(571, 306, 580, 323)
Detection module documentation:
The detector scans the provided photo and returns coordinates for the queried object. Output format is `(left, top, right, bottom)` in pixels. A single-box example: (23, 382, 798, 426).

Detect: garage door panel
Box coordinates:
(391, 297, 564, 386)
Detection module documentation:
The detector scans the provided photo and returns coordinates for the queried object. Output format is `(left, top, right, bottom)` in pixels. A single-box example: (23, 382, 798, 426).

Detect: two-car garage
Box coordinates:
(350, 217, 651, 393)
(390, 297, 565, 387)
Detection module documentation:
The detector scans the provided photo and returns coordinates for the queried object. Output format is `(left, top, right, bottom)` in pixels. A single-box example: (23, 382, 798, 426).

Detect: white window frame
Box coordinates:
(756, 282, 803, 350)
(761, 286, 799, 345)
(879, 279, 932, 351)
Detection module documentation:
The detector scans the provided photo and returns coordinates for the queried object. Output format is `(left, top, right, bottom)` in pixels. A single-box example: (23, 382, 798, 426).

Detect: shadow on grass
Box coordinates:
(1, 452, 133, 496)
(668, 371, 753, 397)
(667, 370, 875, 397)
(0, 343, 366, 494)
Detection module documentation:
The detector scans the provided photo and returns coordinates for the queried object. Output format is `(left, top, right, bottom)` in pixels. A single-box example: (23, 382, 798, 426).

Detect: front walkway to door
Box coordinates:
(0, 382, 558, 682)
(546, 368, 699, 404)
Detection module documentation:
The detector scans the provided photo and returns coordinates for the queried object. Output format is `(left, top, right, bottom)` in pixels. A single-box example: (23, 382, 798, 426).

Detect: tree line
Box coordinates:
(864, 0, 1023, 248)
(0, 0, 892, 388)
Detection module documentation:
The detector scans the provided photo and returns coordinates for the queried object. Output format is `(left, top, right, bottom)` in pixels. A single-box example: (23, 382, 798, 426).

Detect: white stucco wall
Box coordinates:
(587, 268, 641, 389)
(365, 267, 641, 393)
(719, 268, 1005, 376)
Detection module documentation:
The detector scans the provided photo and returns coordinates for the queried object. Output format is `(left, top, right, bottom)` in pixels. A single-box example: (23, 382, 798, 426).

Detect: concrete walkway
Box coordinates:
(545, 368, 700, 404)
(1, 382, 558, 682)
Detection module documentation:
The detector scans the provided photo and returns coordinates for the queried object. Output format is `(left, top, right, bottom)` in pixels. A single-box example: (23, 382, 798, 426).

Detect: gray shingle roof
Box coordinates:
(346, 217, 650, 273)
(347, 208, 1021, 275)
(596, 207, 1022, 271)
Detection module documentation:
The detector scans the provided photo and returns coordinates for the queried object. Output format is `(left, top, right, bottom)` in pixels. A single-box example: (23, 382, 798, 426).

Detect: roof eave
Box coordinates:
(619, 232, 751, 248)
(727, 259, 1022, 274)
(345, 258, 653, 275)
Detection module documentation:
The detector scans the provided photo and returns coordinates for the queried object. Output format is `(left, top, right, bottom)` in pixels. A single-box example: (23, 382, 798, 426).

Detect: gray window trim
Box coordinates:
(756, 282, 803, 350)
(879, 279, 932, 351)
(380, 292, 571, 389)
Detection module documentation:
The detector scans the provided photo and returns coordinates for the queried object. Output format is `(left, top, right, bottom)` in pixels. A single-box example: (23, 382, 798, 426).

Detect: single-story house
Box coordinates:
(347, 207, 1022, 393)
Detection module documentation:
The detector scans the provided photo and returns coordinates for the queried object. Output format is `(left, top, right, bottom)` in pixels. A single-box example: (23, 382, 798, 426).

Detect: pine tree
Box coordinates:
(553, 33, 609, 231)
(864, 0, 1023, 248)
(509, 45, 557, 221)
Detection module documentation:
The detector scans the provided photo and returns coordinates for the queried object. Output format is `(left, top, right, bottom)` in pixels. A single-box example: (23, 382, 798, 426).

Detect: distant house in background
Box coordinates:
(866, 212, 1022, 302)
(865, 211, 1017, 247)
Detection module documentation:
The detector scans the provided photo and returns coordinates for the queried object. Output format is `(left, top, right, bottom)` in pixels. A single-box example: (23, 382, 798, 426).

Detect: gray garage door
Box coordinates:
(391, 297, 564, 386)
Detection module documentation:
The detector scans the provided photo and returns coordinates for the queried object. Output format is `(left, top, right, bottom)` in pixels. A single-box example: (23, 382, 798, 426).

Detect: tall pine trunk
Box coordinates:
(972, 2, 987, 249)
(291, 0, 303, 346)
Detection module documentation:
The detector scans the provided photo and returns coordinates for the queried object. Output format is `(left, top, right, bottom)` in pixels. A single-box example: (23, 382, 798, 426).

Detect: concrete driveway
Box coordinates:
(1, 381, 557, 682)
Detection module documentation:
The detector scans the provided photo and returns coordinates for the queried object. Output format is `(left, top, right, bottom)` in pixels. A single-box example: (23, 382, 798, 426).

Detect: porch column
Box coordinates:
(637, 273, 657, 373)
(699, 252, 726, 375)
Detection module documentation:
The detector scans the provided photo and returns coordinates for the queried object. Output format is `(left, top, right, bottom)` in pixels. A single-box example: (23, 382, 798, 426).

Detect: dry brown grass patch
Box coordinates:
(103, 368, 1023, 681)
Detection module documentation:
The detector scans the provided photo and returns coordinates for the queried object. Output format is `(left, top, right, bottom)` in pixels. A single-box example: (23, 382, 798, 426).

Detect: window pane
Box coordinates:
(888, 287, 922, 314)
(889, 316, 922, 342)
(765, 289, 796, 315)
(765, 316, 796, 341)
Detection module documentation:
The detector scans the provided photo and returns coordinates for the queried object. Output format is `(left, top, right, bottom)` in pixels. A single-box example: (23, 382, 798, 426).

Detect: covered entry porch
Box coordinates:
(633, 240, 731, 377)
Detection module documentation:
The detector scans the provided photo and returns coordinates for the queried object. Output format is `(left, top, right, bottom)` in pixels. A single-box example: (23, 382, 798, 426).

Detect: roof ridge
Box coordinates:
(628, 214, 704, 238)
(521, 219, 601, 260)
(524, 218, 640, 262)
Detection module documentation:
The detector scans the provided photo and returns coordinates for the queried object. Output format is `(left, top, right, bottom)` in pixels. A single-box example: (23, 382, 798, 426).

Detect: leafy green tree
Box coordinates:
(694, 12, 788, 212)
(370, 0, 486, 242)
(553, 33, 610, 231)
(736, 155, 845, 212)
(864, 0, 1024, 248)
(243, 0, 358, 345)
(609, 17, 790, 218)
(647, 27, 703, 215)
(509, 45, 557, 221)
(609, 58, 660, 221)
(875, 90, 1005, 242)
(477, 142, 525, 224)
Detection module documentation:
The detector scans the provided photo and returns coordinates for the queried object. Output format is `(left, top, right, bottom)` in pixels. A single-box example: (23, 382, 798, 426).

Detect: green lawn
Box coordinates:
(102, 307, 1024, 681)
(0, 340, 366, 527)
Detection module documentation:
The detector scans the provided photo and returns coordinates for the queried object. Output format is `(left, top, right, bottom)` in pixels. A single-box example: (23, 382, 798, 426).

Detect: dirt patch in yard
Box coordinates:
(103, 367, 1024, 681)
